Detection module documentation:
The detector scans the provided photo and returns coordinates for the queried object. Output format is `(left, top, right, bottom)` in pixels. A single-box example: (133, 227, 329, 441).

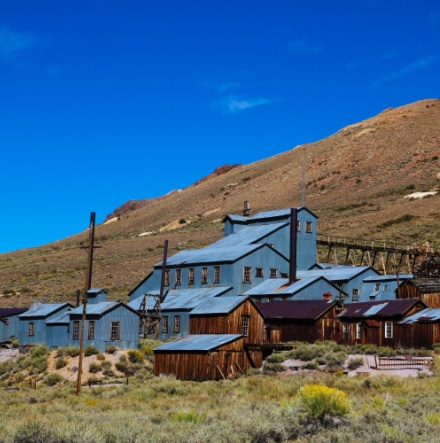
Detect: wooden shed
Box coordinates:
(338, 298, 426, 347)
(397, 279, 440, 308)
(395, 308, 440, 349)
(154, 334, 249, 380)
(257, 300, 341, 343)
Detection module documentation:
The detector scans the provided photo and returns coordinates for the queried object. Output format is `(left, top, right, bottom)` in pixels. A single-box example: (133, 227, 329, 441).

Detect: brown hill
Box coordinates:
(1, 99, 439, 307)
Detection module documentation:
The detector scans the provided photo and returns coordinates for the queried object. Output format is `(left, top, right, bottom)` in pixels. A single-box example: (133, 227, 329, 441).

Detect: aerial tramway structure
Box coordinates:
(317, 234, 440, 276)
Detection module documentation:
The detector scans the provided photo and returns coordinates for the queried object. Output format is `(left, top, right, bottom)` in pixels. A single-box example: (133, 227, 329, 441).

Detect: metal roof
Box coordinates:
(339, 299, 423, 318)
(190, 296, 247, 315)
(127, 293, 160, 311)
(87, 288, 106, 294)
(400, 308, 440, 325)
(206, 222, 288, 249)
(312, 263, 354, 270)
(0, 308, 28, 318)
(407, 278, 440, 293)
(258, 300, 337, 320)
(156, 244, 267, 267)
(162, 287, 232, 311)
(46, 310, 71, 325)
(68, 301, 121, 317)
(154, 334, 243, 352)
(297, 266, 378, 282)
(18, 302, 72, 319)
(363, 275, 413, 282)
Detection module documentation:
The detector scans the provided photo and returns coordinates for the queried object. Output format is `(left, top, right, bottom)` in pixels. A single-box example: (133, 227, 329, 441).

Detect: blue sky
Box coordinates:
(0, 0, 439, 253)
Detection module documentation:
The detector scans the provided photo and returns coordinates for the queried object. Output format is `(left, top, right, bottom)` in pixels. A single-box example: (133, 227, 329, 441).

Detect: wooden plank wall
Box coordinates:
(398, 282, 440, 308)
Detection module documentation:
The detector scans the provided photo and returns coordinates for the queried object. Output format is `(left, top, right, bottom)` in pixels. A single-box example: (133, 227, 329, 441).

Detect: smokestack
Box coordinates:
(289, 208, 298, 284)
(243, 200, 250, 217)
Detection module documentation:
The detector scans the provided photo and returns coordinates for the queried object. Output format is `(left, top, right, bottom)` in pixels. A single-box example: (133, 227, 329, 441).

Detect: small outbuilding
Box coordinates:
(397, 279, 440, 308)
(396, 308, 440, 349)
(0, 308, 28, 343)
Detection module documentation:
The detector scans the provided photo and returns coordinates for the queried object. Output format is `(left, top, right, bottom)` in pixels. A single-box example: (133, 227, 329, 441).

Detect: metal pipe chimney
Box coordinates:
(289, 207, 298, 284)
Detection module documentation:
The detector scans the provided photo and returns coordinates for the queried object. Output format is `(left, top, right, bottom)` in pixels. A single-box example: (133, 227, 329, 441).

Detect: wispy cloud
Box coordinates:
(211, 95, 279, 114)
(288, 36, 323, 55)
(346, 51, 398, 69)
(0, 27, 34, 61)
(371, 55, 439, 87)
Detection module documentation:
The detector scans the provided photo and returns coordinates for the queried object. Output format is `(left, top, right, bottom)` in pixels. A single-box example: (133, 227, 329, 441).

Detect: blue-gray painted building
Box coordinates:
(18, 301, 73, 346)
(359, 274, 413, 302)
(0, 308, 28, 343)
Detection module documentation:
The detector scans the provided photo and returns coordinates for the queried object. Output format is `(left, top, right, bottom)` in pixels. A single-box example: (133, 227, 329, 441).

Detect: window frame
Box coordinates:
(164, 270, 170, 286)
(256, 268, 264, 278)
(88, 320, 95, 340)
(110, 321, 120, 341)
(297, 220, 301, 232)
(175, 268, 182, 286)
(243, 266, 252, 284)
(306, 221, 313, 233)
(342, 323, 350, 340)
(28, 322, 35, 337)
(374, 283, 380, 291)
(73, 320, 80, 340)
(352, 288, 360, 301)
(270, 268, 278, 279)
(188, 268, 195, 286)
(385, 321, 393, 339)
(173, 315, 181, 333)
(162, 316, 168, 333)
(356, 322, 362, 340)
(201, 267, 208, 285)
(241, 316, 249, 337)
(214, 266, 221, 284)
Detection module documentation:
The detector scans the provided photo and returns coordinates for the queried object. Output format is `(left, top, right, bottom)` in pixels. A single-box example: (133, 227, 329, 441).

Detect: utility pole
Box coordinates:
(76, 212, 97, 395)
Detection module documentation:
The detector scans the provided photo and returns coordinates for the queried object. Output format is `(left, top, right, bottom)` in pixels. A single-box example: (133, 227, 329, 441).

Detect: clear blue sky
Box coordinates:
(0, 1, 439, 253)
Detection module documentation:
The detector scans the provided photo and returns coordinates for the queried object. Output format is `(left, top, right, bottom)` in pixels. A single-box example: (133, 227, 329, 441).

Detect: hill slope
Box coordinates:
(1, 99, 439, 307)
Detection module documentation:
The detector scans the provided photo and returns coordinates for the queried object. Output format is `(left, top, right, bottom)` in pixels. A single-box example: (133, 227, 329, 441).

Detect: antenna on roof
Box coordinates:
(243, 200, 251, 217)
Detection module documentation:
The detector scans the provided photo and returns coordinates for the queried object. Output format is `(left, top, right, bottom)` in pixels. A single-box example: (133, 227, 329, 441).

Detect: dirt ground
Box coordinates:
(282, 354, 434, 378)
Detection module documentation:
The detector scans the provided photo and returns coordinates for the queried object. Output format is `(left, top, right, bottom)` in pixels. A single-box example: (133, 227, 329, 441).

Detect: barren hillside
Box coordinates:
(1, 99, 439, 307)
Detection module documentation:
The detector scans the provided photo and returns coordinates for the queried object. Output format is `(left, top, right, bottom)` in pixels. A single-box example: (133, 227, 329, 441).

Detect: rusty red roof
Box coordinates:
(257, 300, 337, 320)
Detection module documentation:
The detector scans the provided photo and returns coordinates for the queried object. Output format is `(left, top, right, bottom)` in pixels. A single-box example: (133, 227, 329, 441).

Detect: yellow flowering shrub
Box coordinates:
(298, 384, 350, 421)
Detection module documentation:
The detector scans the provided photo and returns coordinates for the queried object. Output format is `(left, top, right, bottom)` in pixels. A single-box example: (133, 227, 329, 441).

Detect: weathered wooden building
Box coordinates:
(0, 308, 28, 343)
(396, 308, 440, 349)
(338, 299, 426, 347)
(397, 279, 440, 308)
(154, 334, 249, 381)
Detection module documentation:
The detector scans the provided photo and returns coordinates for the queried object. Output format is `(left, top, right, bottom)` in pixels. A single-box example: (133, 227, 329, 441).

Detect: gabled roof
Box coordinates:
(363, 274, 413, 282)
(127, 291, 161, 311)
(190, 295, 250, 315)
(258, 300, 338, 320)
(311, 263, 354, 270)
(339, 298, 425, 319)
(398, 308, 440, 325)
(161, 287, 232, 311)
(0, 308, 28, 318)
(154, 334, 243, 352)
(297, 266, 379, 282)
(87, 288, 107, 295)
(18, 302, 73, 319)
(206, 222, 288, 249)
(68, 302, 141, 318)
(46, 310, 71, 325)
(156, 243, 287, 267)
(242, 276, 347, 296)
(404, 278, 440, 293)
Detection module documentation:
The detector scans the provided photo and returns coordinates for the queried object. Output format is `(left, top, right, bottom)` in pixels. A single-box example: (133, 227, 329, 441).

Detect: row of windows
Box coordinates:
(243, 267, 283, 283)
(165, 266, 221, 286)
(343, 322, 393, 340)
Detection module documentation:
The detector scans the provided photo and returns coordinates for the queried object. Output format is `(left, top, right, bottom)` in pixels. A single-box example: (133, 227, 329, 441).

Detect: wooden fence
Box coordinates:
(372, 355, 433, 370)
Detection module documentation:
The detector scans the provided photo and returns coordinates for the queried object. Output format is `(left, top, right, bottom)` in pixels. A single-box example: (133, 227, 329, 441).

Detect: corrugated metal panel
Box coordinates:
(155, 334, 243, 351)
(249, 209, 291, 220)
(258, 300, 337, 320)
(363, 303, 389, 316)
(340, 299, 422, 318)
(18, 303, 71, 318)
(162, 287, 232, 310)
(68, 302, 119, 316)
(127, 292, 160, 311)
(156, 244, 263, 267)
(190, 296, 246, 315)
(46, 311, 71, 325)
(206, 223, 288, 249)
(399, 308, 440, 325)
(297, 266, 376, 281)
(363, 275, 413, 282)
(410, 279, 440, 293)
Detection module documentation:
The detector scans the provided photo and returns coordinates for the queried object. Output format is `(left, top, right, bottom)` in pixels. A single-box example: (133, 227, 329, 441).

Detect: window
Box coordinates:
(73, 320, 80, 340)
(174, 316, 180, 333)
(306, 221, 313, 233)
(162, 316, 168, 333)
(4, 318, 9, 325)
(270, 269, 278, 278)
(175, 269, 182, 286)
(280, 272, 288, 278)
(256, 268, 264, 278)
(383, 284, 388, 292)
(241, 317, 249, 336)
(164, 270, 170, 286)
(201, 267, 208, 284)
(28, 322, 35, 337)
(88, 321, 95, 340)
(385, 321, 393, 339)
(110, 321, 120, 340)
(356, 323, 362, 340)
(374, 283, 380, 291)
(214, 266, 221, 284)
(188, 268, 195, 286)
(243, 266, 252, 283)
(352, 288, 360, 301)
(297, 220, 300, 232)
(343, 323, 350, 340)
